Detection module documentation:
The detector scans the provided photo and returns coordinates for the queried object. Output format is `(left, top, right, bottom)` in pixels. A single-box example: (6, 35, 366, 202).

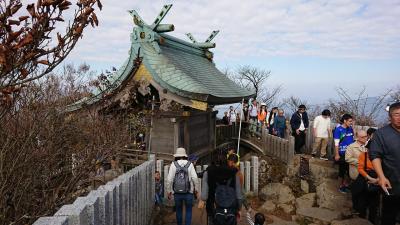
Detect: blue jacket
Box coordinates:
(290, 111, 309, 132)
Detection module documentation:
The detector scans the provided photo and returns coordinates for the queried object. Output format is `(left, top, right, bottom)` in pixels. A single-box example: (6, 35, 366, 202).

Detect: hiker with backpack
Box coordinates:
(167, 148, 199, 225)
(199, 151, 243, 225)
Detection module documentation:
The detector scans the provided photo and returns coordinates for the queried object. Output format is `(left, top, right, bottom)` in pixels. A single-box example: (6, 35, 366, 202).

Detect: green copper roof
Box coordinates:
(139, 36, 254, 104)
(66, 4, 254, 112)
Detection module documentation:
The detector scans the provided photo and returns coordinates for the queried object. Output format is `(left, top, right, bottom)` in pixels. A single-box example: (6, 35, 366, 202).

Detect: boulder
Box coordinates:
(297, 206, 342, 224)
(278, 203, 295, 214)
(316, 179, 351, 211)
(260, 183, 295, 204)
(301, 179, 309, 193)
(331, 218, 373, 225)
(269, 215, 297, 225)
(295, 193, 316, 209)
(259, 201, 276, 212)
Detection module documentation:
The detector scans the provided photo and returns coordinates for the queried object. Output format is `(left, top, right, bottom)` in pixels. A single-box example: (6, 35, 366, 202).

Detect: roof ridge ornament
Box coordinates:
(185, 30, 219, 49)
(128, 4, 174, 33)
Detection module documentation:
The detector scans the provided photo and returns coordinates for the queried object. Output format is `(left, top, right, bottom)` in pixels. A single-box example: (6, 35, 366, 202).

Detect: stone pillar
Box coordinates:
(240, 162, 245, 189)
(54, 204, 86, 225)
(32, 217, 68, 225)
(245, 161, 251, 193)
(164, 165, 170, 199)
(251, 156, 259, 194)
(99, 183, 115, 225)
(132, 171, 139, 225)
(90, 188, 111, 225)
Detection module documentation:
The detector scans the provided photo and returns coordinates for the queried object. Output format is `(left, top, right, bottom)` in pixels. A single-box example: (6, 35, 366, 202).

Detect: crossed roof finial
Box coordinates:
(186, 30, 219, 49)
(128, 4, 174, 33)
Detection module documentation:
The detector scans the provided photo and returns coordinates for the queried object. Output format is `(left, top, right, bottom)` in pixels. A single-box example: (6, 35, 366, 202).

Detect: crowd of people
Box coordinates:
(315, 102, 400, 225)
(221, 99, 288, 139)
(155, 101, 400, 225)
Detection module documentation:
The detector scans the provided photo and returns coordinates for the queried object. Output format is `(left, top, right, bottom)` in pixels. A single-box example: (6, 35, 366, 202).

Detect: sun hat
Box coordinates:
(174, 147, 188, 157)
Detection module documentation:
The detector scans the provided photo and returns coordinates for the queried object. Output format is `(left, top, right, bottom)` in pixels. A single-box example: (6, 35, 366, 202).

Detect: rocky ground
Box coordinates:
(255, 155, 373, 225)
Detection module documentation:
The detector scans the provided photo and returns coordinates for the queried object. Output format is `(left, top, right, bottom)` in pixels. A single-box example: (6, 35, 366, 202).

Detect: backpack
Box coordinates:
(172, 161, 191, 194)
(214, 178, 238, 225)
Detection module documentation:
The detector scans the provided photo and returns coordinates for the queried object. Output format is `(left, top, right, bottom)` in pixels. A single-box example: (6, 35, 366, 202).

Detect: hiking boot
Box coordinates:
(320, 156, 329, 161)
(311, 153, 316, 158)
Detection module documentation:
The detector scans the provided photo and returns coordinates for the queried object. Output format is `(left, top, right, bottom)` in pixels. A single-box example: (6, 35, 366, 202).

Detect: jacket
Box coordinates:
(345, 141, 367, 180)
(166, 160, 199, 194)
(290, 111, 309, 131)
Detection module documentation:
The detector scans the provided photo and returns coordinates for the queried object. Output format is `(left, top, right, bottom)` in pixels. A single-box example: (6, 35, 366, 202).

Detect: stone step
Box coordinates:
(316, 178, 352, 211)
(296, 206, 342, 224)
(308, 157, 338, 185)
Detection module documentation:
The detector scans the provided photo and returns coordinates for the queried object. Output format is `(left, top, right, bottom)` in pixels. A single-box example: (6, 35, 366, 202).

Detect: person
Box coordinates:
(290, 104, 309, 154)
(155, 171, 163, 207)
(227, 154, 244, 188)
(248, 99, 258, 137)
(346, 130, 368, 180)
(345, 130, 368, 213)
(246, 212, 266, 225)
(333, 114, 354, 193)
(227, 147, 240, 168)
(273, 109, 286, 138)
(242, 100, 249, 131)
(369, 102, 400, 225)
(311, 109, 331, 160)
(199, 151, 243, 225)
(267, 107, 278, 135)
(257, 103, 268, 138)
(365, 127, 377, 149)
(236, 112, 241, 124)
(357, 150, 380, 223)
(95, 160, 105, 177)
(222, 111, 229, 125)
(105, 156, 123, 181)
(167, 148, 199, 225)
(228, 106, 236, 126)
(242, 100, 249, 122)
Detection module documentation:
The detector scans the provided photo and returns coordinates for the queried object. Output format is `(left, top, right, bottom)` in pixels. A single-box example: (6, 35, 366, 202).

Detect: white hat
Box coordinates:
(260, 103, 266, 106)
(174, 147, 188, 157)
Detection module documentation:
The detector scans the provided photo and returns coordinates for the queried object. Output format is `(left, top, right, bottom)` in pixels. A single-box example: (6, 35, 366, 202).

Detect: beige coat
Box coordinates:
(345, 142, 367, 180)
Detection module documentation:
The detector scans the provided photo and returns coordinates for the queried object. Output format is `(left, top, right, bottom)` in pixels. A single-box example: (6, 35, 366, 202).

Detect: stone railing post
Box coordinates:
(251, 156, 259, 195)
(245, 161, 251, 192)
(288, 136, 295, 164)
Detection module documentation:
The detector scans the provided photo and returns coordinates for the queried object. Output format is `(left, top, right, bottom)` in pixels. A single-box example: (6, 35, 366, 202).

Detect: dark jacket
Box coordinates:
(369, 124, 400, 195)
(201, 165, 242, 215)
(290, 111, 309, 131)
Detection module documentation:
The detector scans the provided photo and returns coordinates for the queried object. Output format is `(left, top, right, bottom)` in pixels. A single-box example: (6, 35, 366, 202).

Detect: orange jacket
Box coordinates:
(258, 110, 267, 123)
(358, 152, 375, 178)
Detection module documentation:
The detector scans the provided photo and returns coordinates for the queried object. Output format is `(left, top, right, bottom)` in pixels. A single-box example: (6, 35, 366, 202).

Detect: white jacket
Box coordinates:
(167, 160, 199, 194)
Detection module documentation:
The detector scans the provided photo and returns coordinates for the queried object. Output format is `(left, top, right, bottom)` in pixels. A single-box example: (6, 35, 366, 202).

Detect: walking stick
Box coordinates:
(237, 98, 244, 155)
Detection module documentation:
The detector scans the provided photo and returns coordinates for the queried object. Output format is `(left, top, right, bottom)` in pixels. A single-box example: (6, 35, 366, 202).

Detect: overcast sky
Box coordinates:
(61, 0, 400, 104)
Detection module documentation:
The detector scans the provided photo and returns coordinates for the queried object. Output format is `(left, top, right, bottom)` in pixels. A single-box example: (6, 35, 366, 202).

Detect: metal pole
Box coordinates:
(237, 98, 244, 155)
(148, 95, 155, 159)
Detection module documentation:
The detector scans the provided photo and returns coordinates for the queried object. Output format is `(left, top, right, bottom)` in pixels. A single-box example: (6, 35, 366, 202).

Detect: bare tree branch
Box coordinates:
(0, 0, 102, 108)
